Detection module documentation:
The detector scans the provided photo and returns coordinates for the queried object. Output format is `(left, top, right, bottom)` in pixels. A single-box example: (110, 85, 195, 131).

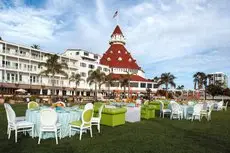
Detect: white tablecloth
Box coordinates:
(125, 107, 141, 123)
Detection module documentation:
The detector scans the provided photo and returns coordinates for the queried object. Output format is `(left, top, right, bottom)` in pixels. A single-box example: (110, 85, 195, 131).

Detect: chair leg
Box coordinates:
(69, 126, 71, 137)
(15, 129, 17, 143)
(55, 131, 58, 145)
(32, 126, 34, 138)
(8, 128, 11, 139)
(90, 126, 93, 138)
(59, 128, 62, 139)
(38, 131, 42, 144)
(163, 113, 164, 118)
(79, 129, 82, 140)
(97, 123, 100, 133)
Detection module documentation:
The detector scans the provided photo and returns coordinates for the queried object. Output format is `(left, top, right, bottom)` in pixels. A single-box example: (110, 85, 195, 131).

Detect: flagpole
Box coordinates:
(117, 11, 119, 25)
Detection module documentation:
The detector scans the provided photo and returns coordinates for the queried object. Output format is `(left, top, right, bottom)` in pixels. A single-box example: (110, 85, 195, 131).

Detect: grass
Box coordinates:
(1, 104, 230, 153)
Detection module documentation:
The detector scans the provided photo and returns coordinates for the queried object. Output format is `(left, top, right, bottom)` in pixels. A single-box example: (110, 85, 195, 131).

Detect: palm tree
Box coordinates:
(193, 73, 199, 90)
(124, 71, 137, 98)
(119, 77, 129, 98)
(69, 73, 85, 98)
(176, 85, 184, 90)
(87, 69, 105, 100)
(153, 76, 160, 83)
(39, 54, 68, 97)
(31, 44, 40, 49)
(104, 73, 115, 94)
(158, 72, 176, 98)
(0, 36, 2, 40)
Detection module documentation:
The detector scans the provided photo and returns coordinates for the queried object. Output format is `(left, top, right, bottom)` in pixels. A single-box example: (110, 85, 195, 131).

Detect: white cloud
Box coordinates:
(0, 0, 230, 88)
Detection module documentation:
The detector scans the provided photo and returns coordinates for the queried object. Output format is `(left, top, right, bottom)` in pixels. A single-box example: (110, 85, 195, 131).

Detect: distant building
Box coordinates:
(208, 72, 228, 88)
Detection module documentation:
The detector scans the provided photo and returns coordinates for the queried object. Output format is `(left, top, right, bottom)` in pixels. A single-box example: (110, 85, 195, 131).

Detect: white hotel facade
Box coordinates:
(0, 25, 157, 96)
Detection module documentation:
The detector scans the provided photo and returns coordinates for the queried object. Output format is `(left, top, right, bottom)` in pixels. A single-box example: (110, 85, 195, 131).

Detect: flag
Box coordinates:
(113, 11, 118, 18)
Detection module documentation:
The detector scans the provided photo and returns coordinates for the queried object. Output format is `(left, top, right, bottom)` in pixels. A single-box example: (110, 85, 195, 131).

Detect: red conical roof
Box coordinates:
(100, 44, 140, 69)
(111, 25, 123, 37)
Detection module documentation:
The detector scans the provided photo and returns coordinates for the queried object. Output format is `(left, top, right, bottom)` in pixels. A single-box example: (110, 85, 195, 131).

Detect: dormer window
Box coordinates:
(118, 50, 121, 53)
(118, 57, 122, 61)
(128, 58, 132, 62)
(110, 50, 113, 54)
(107, 57, 111, 61)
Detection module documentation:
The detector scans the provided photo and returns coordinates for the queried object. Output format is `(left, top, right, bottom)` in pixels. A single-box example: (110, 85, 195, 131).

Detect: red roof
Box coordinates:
(111, 74, 152, 82)
(111, 25, 123, 36)
(100, 44, 140, 69)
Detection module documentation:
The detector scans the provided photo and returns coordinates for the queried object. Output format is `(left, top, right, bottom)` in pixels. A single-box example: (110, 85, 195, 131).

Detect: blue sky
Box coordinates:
(1, 0, 230, 89)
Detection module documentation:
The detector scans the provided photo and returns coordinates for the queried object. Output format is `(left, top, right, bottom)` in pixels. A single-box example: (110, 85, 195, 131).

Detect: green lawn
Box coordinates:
(1, 104, 230, 153)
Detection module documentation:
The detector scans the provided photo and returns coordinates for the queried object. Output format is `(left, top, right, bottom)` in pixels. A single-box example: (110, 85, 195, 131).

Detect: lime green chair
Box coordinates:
(27, 101, 39, 109)
(141, 105, 156, 119)
(69, 103, 94, 140)
(100, 107, 127, 127)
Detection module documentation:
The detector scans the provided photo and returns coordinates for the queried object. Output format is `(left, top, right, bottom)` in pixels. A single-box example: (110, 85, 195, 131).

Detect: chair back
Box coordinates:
(193, 104, 203, 115)
(40, 109, 57, 127)
(159, 101, 164, 111)
(171, 102, 181, 113)
(208, 103, 214, 116)
(81, 103, 94, 126)
(5, 105, 16, 126)
(98, 104, 105, 120)
(218, 101, 224, 107)
(226, 102, 229, 107)
(202, 102, 208, 111)
(28, 101, 39, 109)
(55, 101, 66, 107)
(188, 101, 195, 106)
(4, 103, 11, 122)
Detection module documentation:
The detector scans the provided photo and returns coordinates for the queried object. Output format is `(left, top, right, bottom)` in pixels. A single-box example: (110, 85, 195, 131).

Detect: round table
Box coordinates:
(26, 107, 82, 139)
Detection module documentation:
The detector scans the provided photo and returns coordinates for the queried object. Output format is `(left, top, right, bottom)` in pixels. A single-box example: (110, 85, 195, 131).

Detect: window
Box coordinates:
(33, 76, 36, 83)
(89, 64, 95, 69)
(84, 52, 89, 56)
(153, 84, 159, 88)
(19, 75, 22, 81)
(11, 74, 15, 82)
(80, 62, 86, 67)
(81, 72, 86, 77)
(24, 64, 26, 69)
(98, 66, 102, 70)
(147, 83, 152, 88)
(7, 73, 10, 81)
(76, 52, 79, 55)
(130, 83, 139, 87)
(30, 76, 32, 83)
(103, 68, 108, 72)
(94, 55, 98, 59)
(15, 74, 18, 81)
(140, 83, 146, 88)
(34, 66, 37, 71)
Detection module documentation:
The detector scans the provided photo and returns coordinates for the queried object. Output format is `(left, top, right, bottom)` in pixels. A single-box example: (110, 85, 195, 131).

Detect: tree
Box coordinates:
(176, 85, 184, 90)
(158, 72, 176, 98)
(31, 44, 40, 49)
(124, 71, 137, 98)
(104, 73, 115, 94)
(146, 88, 152, 100)
(39, 54, 68, 97)
(0, 36, 2, 40)
(87, 69, 105, 100)
(193, 73, 199, 90)
(119, 76, 129, 98)
(207, 84, 223, 99)
(69, 73, 85, 98)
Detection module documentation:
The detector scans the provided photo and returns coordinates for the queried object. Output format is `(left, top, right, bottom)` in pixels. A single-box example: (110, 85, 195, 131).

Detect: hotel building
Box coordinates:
(0, 25, 157, 96)
(208, 72, 228, 88)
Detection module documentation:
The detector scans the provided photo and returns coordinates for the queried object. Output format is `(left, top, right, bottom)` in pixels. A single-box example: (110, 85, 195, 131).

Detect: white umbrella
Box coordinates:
(15, 88, 27, 93)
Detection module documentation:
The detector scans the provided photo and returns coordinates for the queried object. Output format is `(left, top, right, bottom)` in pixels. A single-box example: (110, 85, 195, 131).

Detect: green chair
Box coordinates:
(27, 101, 39, 109)
(69, 103, 94, 140)
(100, 107, 127, 127)
(141, 105, 155, 119)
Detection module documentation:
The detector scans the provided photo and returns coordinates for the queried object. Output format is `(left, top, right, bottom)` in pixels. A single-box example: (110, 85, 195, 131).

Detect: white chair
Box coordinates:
(191, 104, 203, 121)
(69, 103, 94, 140)
(38, 108, 61, 144)
(27, 101, 39, 109)
(213, 101, 224, 111)
(222, 102, 228, 111)
(4, 103, 25, 135)
(91, 104, 104, 133)
(188, 101, 195, 106)
(159, 101, 171, 118)
(55, 101, 66, 107)
(170, 102, 183, 120)
(5, 104, 34, 143)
